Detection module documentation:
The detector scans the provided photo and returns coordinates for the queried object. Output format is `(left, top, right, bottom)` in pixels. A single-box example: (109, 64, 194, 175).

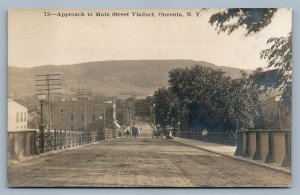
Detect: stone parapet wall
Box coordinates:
(235, 130, 291, 167)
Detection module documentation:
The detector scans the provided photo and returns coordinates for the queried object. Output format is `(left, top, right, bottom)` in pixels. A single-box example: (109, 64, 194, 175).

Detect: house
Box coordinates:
(8, 98, 28, 131)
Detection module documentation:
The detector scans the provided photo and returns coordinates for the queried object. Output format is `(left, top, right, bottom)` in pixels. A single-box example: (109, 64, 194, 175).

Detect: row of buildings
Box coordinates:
(51, 99, 108, 131)
(8, 96, 135, 132)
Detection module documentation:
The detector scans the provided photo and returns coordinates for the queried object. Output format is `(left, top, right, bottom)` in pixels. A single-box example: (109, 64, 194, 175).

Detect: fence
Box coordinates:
(234, 130, 291, 167)
(177, 131, 237, 146)
(36, 129, 101, 154)
(8, 127, 121, 161)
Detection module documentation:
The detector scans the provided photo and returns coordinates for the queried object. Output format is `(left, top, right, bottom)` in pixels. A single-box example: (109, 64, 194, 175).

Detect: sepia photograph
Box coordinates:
(7, 8, 292, 187)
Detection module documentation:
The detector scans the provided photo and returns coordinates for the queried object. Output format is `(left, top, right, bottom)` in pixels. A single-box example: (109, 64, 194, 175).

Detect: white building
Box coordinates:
(8, 98, 28, 131)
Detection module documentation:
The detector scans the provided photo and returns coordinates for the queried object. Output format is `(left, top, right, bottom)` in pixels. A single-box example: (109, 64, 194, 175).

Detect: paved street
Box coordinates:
(135, 121, 154, 137)
(8, 122, 291, 187)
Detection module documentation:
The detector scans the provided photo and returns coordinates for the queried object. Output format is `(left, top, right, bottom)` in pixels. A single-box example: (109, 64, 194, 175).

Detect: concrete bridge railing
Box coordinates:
(8, 127, 125, 161)
(234, 130, 291, 167)
(8, 130, 38, 161)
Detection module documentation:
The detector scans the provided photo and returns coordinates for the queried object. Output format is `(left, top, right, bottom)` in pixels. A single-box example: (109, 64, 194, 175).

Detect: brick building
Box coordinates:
(51, 99, 113, 131)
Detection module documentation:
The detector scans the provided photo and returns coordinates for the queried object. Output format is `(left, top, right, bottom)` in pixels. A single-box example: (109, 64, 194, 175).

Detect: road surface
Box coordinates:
(8, 122, 291, 187)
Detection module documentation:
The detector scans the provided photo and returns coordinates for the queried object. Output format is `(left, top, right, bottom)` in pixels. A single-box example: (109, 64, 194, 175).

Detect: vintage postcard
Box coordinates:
(7, 8, 291, 187)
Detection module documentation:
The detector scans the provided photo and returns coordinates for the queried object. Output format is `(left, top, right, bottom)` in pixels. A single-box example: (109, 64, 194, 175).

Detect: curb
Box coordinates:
(172, 138, 291, 175)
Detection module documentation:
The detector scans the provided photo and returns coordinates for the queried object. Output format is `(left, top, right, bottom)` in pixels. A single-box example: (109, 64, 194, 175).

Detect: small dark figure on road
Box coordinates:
(152, 126, 163, 139)
(126, 129, 130, 137)
(132, 127, 138, 138)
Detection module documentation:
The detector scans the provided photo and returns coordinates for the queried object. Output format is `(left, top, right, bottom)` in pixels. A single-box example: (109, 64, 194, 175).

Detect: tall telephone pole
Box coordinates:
(35, 73, 61, 132)
(77, 88, 92, 130)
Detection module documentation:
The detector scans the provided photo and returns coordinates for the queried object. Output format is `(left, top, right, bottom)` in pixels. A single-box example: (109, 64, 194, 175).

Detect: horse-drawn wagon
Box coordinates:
(152, 129, 163, 139)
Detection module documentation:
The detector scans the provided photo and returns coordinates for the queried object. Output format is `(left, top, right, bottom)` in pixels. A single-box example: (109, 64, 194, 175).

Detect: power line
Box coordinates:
(35, 73, 61, 132)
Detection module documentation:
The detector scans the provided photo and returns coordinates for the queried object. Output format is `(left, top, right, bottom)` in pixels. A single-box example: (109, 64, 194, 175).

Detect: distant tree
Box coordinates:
(153, 87, 178, 129)
(125, 96, 136, 103)
(134, 96, 153, 120)
(116, 99, 127, 126)
(22, 96, 43, 129)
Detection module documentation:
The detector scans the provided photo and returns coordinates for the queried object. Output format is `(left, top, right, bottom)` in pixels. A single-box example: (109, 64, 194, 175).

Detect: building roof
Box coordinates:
(8, 98, 28, 108)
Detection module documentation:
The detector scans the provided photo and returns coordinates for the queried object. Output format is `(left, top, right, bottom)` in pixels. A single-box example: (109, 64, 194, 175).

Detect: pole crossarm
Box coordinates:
(35, 74, 61, 76)
(36, 84, 61, 86)
(36, 93, 62, 96)
(35, 79, 60, 81)
(36, 88, 62, 91)
(35, 73, 62, 132)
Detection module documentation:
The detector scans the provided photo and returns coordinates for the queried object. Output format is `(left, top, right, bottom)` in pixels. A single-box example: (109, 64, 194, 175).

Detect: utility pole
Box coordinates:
(103, 103, 106, 131)
(177, 112, 181, 137)
(126, 101, 135, 128)
(129, 106, 131, 126)
(275, 95, 282, 129)
(102, 100, 113, 137)
(77, 89, 92, 131)
(153, 103, 156, 126)
(35, 73, 61, 132)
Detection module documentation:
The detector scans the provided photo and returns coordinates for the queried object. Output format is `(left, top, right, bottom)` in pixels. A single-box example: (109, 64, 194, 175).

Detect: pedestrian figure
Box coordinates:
(132, 127, 138, 138)
(202, 128, 208, 142)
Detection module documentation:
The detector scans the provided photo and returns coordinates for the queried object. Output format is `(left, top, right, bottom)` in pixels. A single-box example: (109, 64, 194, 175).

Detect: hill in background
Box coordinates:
(8, 60, 253, 99)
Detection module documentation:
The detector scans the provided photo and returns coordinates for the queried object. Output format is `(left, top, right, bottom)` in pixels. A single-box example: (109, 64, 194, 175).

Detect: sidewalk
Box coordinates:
(172, 137, 291, 174)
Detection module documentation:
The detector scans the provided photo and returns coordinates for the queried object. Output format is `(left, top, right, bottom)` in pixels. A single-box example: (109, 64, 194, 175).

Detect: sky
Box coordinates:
(8, 8, 292, 69)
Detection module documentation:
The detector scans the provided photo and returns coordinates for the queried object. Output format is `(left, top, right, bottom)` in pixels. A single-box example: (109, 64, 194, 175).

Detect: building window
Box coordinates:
(93, 106, 95, 112)
(81, 114, 84, 121)
(60, 114, 63, 122)
(80, 106, 84, 112)
(60, 106, 63, 112)
(20, 112, 23, 122)
(71, 125, 73, 131)
(24, 112, 27, 121)
(16, 112, 19, 123)
(92, 114, 95, 121)
(71, 114, 74, 121)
